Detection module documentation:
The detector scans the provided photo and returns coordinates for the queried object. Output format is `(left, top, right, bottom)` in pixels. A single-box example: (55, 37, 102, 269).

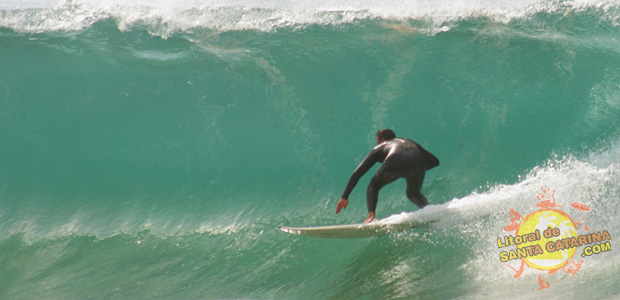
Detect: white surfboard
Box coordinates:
(279, 213, 434, 238)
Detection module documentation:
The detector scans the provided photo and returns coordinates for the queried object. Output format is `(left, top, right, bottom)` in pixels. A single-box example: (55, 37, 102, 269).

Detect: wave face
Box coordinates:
(2, 0, 620, 299)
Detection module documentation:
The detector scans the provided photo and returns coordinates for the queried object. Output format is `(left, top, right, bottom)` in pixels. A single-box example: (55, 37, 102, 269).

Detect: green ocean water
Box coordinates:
(1, 1, 620, 299)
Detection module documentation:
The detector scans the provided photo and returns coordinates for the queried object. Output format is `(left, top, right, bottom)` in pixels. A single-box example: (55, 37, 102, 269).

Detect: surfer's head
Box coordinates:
(376, 129, 396, 144)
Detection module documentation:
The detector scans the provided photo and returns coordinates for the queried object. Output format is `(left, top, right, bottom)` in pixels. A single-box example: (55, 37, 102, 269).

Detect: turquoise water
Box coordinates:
(1, 0, 620, 299)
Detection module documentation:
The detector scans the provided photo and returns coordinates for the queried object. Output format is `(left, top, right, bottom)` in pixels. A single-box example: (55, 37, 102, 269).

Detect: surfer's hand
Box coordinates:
(335, 198, 348, 214)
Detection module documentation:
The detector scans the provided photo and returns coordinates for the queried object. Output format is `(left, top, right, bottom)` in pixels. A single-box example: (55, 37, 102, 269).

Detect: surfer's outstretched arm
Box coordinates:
(340, 150, 380, 200)
(336, 146, 382, 216)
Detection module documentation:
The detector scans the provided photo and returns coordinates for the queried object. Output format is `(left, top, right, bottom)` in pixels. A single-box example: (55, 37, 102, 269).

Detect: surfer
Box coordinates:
(335, 129, 439, 223)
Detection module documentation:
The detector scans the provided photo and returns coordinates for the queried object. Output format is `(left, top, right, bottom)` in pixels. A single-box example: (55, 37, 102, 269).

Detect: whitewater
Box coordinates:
(1, 0, 620, 299)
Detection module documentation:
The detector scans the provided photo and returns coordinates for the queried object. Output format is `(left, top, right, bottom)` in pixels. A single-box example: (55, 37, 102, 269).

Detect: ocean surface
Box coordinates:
(2, 0, 620, 299)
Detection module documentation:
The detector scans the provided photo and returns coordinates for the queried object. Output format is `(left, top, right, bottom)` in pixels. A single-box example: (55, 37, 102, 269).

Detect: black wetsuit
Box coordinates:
(341, 138, 439, 213)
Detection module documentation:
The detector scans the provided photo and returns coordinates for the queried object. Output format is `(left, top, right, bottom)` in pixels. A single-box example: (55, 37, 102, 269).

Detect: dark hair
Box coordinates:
(376, 129, 396, 141)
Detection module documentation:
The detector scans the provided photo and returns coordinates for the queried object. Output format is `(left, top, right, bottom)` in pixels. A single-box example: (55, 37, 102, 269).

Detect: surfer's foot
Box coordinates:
(364, 212, 376, 223)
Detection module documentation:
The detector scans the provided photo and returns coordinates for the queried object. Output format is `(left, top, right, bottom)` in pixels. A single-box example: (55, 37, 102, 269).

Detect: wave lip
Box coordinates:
(3, 0, 620, 34)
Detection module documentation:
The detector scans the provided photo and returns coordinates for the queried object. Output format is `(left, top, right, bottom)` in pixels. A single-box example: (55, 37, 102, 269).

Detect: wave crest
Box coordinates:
(2, 0, 620, 34)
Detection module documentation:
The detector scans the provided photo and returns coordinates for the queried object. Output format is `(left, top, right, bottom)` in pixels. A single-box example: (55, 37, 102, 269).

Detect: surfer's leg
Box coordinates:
(407, 191, 429, 208)
(366, 171, 399, 213)
(406, 173, 428, 209)
(366, 177, 381, 213)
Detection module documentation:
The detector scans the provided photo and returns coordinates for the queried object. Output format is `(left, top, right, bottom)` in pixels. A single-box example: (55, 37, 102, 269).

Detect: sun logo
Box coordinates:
(517, 209, 578, 270)
(497, 187, 610, 290)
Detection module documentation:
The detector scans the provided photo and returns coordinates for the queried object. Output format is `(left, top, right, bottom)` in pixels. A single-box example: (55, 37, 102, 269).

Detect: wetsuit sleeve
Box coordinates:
(414, 142, 439, 170)
(341, 147, 381, 200)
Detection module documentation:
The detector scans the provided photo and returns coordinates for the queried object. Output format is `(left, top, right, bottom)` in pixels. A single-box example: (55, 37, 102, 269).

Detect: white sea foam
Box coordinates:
(2, 0, 620, 33)
(376, 137, 620, 297)
(431, 139, 620, 295)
